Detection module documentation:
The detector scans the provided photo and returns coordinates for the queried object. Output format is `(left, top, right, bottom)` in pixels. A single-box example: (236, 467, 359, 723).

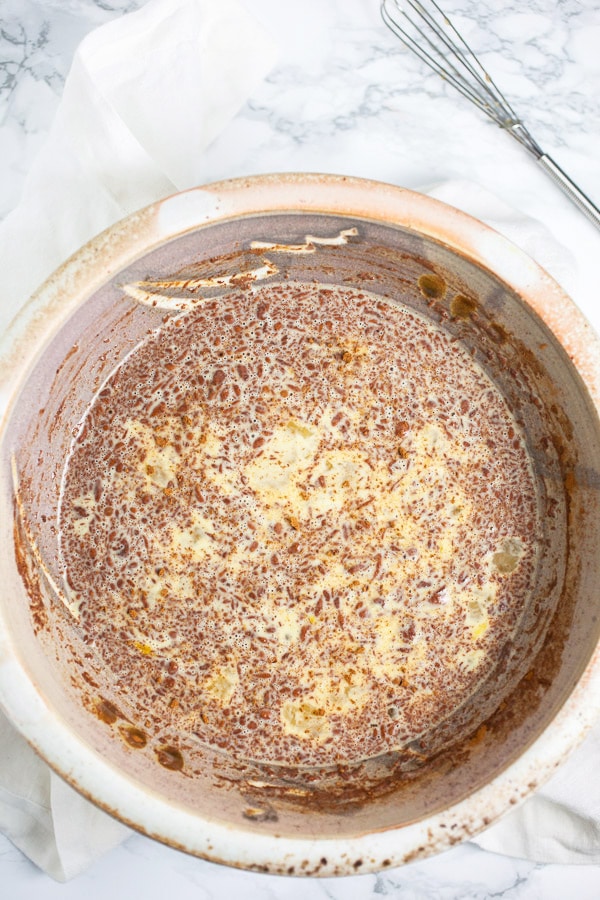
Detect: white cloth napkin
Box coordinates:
(475, 727, 600, 864)
(0, 0, 277, 336)
(1, 0, 600, 881)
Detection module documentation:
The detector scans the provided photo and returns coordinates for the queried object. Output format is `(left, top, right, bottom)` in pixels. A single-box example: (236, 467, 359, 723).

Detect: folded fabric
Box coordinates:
(0, 0, 278, 337)
(0, 712, 131, 881)
(474, 726, 600, 865)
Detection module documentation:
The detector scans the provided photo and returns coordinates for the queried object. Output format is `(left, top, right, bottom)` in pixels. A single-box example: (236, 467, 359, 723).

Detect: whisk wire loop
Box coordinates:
(380, 0, 600, 228)
(381, 0, 536, 151)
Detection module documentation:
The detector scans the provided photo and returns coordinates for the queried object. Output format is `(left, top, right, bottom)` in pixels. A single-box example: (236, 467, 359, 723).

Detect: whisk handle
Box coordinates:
(537, 153, 600, 232)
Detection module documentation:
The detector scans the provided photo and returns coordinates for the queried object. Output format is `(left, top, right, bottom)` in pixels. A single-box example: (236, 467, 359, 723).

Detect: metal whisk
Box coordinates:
(381, 0, 600, 230)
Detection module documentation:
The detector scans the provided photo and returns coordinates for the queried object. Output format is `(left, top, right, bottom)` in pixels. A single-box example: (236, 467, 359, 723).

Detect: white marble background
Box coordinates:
(2, 0, 600, 896)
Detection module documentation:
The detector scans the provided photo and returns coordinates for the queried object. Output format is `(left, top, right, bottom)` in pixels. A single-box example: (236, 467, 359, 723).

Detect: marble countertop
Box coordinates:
(2, 0, 600, 896)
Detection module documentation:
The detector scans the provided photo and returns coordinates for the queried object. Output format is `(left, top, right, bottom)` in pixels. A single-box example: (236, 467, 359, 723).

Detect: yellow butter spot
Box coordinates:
(281, 699, 331, 742)
(472, 620, 489, 640)
(133, 641, 154, 657)
(246, 419, 321, 501)
(491, 537, 525, 575)
(204, 667, 238, 704)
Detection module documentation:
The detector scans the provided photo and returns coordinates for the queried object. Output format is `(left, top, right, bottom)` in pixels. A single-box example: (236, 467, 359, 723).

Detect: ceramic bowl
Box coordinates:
(1, 174, 600, 875)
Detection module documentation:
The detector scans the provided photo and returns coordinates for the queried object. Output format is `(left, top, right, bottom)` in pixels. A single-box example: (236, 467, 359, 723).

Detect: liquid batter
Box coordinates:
(59, 283, 539, 767)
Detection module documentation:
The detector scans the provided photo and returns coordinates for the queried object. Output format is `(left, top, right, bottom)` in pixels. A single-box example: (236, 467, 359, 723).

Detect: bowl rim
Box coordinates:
(2, 172, 600, 876)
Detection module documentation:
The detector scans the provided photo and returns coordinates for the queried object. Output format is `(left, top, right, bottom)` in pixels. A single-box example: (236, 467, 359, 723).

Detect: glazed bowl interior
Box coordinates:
(1, 176, 600, 872)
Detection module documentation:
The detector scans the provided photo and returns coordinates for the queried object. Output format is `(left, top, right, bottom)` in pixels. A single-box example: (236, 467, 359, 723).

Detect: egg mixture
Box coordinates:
(59, 283, 538, 767)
